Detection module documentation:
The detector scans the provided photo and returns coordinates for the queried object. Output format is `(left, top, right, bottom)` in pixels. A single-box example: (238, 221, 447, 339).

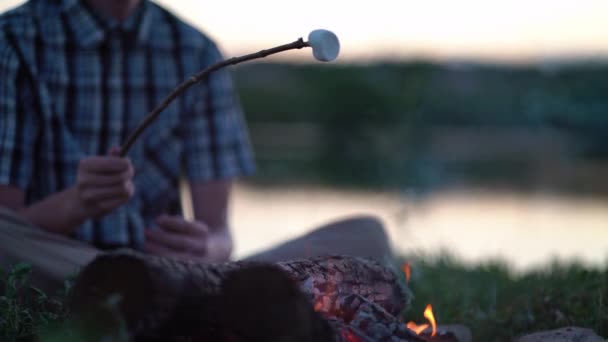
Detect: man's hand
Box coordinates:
(144, 215, 210, 262)
(73, 148, 135, 220)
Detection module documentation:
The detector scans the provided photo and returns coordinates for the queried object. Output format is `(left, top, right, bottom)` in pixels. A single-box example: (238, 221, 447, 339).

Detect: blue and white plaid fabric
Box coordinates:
(0, 0, 255, 250)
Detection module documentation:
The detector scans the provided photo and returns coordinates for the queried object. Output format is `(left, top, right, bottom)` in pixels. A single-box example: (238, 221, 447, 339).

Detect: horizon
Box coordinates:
(0, 0, 608, 63)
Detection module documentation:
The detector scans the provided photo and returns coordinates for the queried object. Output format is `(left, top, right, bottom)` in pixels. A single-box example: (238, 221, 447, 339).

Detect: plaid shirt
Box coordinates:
(0, 0, 255, 250)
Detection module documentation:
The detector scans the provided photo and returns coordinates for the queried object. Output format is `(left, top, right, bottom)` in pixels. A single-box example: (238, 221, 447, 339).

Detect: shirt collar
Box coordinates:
(61, 0, 152, 48)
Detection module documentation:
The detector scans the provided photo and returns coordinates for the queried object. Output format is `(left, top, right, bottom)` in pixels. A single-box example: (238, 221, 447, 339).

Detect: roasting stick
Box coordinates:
(119, 29, 340, 157)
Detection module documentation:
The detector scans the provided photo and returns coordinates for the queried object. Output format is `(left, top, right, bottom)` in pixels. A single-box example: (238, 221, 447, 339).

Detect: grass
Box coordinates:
(0, 263, 71, 341)
(1, 255, 606, 341)
(399, 252, 608, 341)
(0, 263, 128, 342)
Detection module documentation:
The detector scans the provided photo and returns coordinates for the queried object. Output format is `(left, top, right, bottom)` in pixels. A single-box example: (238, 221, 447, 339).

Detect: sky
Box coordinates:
(1, 0, 607, 62)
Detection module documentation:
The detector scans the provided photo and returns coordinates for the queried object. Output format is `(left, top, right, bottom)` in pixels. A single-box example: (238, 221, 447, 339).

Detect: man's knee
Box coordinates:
(246, 214, 393, 262)
(315, 214, 392, 255)
(320, 214, 388, 238)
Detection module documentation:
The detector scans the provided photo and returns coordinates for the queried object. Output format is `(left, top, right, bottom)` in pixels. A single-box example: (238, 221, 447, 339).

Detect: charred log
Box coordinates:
(68, 249, 409, 340)
(217, 264, 335, 342)
(323, 294, 425, 342)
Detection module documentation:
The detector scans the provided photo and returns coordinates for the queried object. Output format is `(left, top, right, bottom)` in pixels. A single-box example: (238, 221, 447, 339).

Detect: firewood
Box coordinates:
(282, 255, 407, 317)
(68, 249, 409, 340)
(217, 264, 335, 342)
(324, 294, 425, 342)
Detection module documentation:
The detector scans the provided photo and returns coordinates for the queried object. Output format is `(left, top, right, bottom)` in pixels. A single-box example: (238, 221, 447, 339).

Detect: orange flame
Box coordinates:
(406, 304, 437, 336)
(424, 304, 437, 337)
(402, 262, 411, 283)
(406, 322, 429, 335)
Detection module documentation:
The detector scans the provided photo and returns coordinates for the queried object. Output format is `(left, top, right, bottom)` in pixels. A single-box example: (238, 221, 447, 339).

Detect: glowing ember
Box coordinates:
(341, 328, 362, 342)
(314, 301, 323, 312)
(424, 304, 437, 337)
(402, 262, 411, 283)
(406, 321, 429, 335)
(406, 304, 437, 337)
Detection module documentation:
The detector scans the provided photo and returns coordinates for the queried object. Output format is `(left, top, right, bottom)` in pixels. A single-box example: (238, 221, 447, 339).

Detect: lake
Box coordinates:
(228, 184, 608, 272)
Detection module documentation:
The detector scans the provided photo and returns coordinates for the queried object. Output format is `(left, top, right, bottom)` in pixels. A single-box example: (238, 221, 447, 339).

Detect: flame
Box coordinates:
(406, 304, 437, 337)
(402, 262, 411, 283)
(314, 301, 323, 312)
(406, 322, 429, 335)
(424, 304, 437, 337)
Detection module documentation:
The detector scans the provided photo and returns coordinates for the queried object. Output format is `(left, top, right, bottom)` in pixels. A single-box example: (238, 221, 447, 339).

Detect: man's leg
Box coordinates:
(0, 207, 100, 293)
(244, 215, 394, 263)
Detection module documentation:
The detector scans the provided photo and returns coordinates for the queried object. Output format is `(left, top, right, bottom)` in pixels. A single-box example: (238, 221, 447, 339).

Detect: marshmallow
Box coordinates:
(307, 29, 340, 62)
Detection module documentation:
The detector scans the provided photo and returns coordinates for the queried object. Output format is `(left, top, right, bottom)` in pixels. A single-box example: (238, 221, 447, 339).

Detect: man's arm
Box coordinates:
(189, 179, 233, 262)
(0, 184, 87, 234)
(0, 153, 135, 235)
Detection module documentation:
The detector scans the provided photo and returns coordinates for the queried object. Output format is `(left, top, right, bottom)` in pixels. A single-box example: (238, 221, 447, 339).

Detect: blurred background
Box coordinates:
(1, 0, 608, 271)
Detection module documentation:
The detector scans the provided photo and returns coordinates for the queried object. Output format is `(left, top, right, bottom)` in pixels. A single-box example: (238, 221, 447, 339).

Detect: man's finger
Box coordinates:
(144, 239, 173, 254)
(107, 146, 122, 156)
(93, 196, 132, 217)
(156, 215, 208, 235)
(81, 182, 134, 202)
(144, 240, 194, 261)
(80, 156, 132, 173)
(79, 167, 134, 186)
(145, 228, 198, 252)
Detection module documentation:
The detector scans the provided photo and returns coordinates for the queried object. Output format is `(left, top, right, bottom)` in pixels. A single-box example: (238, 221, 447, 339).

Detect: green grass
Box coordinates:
(0, 263, 128, 342)
(1, 256, 606, 341)
(399, 253, 608, 341)
(0, 263, 71, 341)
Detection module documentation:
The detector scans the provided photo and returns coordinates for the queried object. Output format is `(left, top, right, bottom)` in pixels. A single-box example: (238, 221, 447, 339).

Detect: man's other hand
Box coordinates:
(73, 147, 135, 219)
(144, 215, 210, 262)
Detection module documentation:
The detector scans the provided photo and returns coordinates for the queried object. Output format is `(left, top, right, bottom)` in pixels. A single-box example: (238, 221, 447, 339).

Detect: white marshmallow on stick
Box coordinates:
(307, 29, 341, 62)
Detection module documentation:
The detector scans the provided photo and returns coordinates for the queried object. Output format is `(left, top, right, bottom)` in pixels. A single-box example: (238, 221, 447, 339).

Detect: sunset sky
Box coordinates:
(1, 0, 607, 62)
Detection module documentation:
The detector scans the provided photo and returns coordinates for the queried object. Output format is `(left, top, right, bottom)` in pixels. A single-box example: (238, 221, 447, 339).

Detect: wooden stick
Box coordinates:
(119, 38, 309, 157)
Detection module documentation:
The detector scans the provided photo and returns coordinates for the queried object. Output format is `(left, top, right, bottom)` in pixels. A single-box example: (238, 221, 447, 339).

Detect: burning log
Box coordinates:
(283, 254, 407, 317)
(68, 249, 409, 340)
(216, 264, 336, 341)
(325, 294, 425, 342)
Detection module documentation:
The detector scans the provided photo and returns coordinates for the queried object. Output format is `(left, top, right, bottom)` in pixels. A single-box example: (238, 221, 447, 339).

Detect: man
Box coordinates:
(0, 0, 392, 292)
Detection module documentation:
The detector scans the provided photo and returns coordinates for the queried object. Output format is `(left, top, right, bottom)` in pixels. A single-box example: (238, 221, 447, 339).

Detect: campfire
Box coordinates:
(68, 251, 459, 341)
(406, 304, 437, 337)
(402, 262, 437, 338)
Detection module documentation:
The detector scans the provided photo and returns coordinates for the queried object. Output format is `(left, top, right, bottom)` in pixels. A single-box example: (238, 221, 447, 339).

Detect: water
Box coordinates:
(230, 184, 608, 272)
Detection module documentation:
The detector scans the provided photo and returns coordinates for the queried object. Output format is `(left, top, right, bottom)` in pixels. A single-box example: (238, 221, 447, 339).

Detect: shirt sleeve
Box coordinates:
(183, 41, 256, 182)
(0, 37, 36, 190)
